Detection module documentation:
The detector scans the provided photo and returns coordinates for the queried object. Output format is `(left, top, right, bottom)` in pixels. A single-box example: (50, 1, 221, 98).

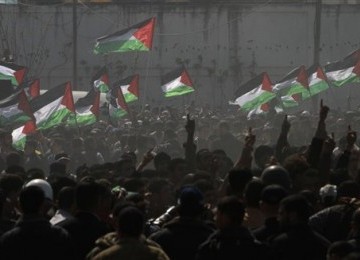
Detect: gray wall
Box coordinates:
(0, 2, 359, 109)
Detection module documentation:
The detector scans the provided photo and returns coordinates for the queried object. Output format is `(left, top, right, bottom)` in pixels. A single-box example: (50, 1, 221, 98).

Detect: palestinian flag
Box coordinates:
(67, 89, 100, 127)
(307, 65, 329, 96)
(92, 67, 110, 93)
(0, 61, 26, 86)
(232, 72, 275, 111)
(26, 79, 40, 98)
(273, 65, 310, 108)
(30, 82, 75, 130)
(108, 85, 129, 119)
(0, 90, 33, 128)
(325, 49, 360, 87)
(12, 120, 36, 150)
(161, 67, 195, 97)
(94, 17, 156, 55)
(115, 74, 139, 103)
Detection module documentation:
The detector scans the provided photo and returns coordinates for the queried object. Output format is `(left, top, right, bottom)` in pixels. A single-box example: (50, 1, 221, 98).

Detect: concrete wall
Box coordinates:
(0, 2, 359, 109)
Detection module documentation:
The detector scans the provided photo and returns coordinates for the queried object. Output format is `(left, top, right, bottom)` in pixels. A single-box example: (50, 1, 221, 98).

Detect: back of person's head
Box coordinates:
(327, 241, 355, 260)
(319, 184, 337, 207)
(244, 178, 265, 208)
(19, 186, 45, 215)
(261, 165, 292, 191)
(338, 180, 360, 199)
(49, 161, 66, 175)
(228, 169, 253, 197)
(168, 158, 186, 173)
(27, 168, 45, 180)
(280, 194, 312, 223)
(5, 152, 23, 167)
(254, 145, 274, 169)
(154, 152, 171, 170)
(0, 173, 24, 197)
(25, 178, 54, 201)
(58, 186, 75, 210)
(178, 185, 204, 217)
(75, 180, 102, 212)
(49, 176, 77, 202)
(261, 184, 288, 206)
(5, 165, 26, 177)
(330, 169, 350, 187)
(282, 153, 310, 181)
(216, 196, 245, 226)
(117, 206, 144, 238)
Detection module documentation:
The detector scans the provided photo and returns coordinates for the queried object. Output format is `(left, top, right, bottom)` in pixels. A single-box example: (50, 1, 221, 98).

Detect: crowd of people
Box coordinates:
(1, 100, 360, 259)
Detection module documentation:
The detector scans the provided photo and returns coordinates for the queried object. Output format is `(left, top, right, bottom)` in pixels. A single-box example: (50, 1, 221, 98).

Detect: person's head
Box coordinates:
(177, 186, 204, 218)
(215, 196, 245, 229)
(147, 178, 173, 209)
(227, 169, 253, 198)
(196, 149, 213, 172)
(278, 194, 312, 229)
(327, 241, 355, 260)
(49, 161, 67, 176)
(0, 174, 24, 201)
(261, 165, 292, 191)
(243, 179, 265, 209)
(19, 186, 45, 215)
(254, 145, 274, 169)
(338, 180, 360, 199)
(117, 206, 145, 238)
(319, 184, 337, 207)
(75, 180, 104, 212)
(154, 152, 171, 172)
(0, 130, 12, 147)
(57, 186, 75, 212)
(260, 185, 288, 217)
(6, 152, 23, 168)
(115, 158, 135, 178)
(168, 158, 187, 182)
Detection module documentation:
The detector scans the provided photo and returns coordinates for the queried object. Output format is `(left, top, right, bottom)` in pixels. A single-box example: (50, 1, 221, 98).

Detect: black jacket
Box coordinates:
(196, 226, 268, 260)
(149, 216, 214, 260)
(0, 216, 74, 260)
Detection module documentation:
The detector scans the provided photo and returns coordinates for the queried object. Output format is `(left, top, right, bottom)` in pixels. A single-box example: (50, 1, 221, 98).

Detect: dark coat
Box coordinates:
(270, 224, 330, 260)
(0, 216, 74, 260)
(253, 217, 280, 243)
(149, 216, 214, 260)
(196, 226, 268, 260)
(59, 211, 109, 260)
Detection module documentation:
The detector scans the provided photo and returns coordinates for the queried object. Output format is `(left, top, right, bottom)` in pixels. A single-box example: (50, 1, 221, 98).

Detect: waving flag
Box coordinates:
(92, 67, 110, 93)
(94, 17, 156, 55)
(232, 72, 275, 111)
(0, 61, 26, 86)
(115, 74, 139, 103)
(30, 82, 75, 130)
(108, 85, 129, 119)
(0, 90, 33, 128)
(325, 49, 360, 87)
(307, 65, 329, 96)
(161, 67, 195, 97)
(273, 66, 310, 108)
(67, 88, 100, 127)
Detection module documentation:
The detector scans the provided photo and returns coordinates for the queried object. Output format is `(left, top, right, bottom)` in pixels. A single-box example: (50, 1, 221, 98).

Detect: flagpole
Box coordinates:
(72, 0, 78, 91)
(312, 0, 322, 112)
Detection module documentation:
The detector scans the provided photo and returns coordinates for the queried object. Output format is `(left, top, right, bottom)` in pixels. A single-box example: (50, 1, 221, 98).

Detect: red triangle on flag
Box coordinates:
(29, 79, 40, 98)
(180, 69, 194, 88)
(352, 60, 360, 76)
(316, 67, 327, 81)
(128, 74, 139, 97)
(133, 17, 156, 50)
(261, 73, 273, 92)
(260, 103, 270, 112)
(117, 88, 129, 112)
(17, 90, 32, 118)
(14, 68, 26, 85)
(61, 82, 75, 113)
(297, 66, 309, 89)
(22, 120, 36, 135)
(90, 91, 101, 117)
(101, 73, 109, 85)
(292, 93, 301, 102)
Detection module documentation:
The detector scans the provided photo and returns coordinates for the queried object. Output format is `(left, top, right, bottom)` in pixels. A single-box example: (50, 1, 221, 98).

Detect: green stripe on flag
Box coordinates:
(332, 73, 360, 87)
(94, 39, 148, 55)
(37, 108, 73, 130)
(124, 93, 138, 103)
(309, 81, 328, 96)
(164, 85, 194, 97)
(241, 92, 275, 111)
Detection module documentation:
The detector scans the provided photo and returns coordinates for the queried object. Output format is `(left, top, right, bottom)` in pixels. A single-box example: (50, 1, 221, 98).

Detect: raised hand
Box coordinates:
(185, 113, 195, 136)
(322, 132, 336, 154)
(319, 99, 329, 122)
(244, 127, 256, 149)
(281, 114, 291, 133)
(347, 125, 357, 147)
